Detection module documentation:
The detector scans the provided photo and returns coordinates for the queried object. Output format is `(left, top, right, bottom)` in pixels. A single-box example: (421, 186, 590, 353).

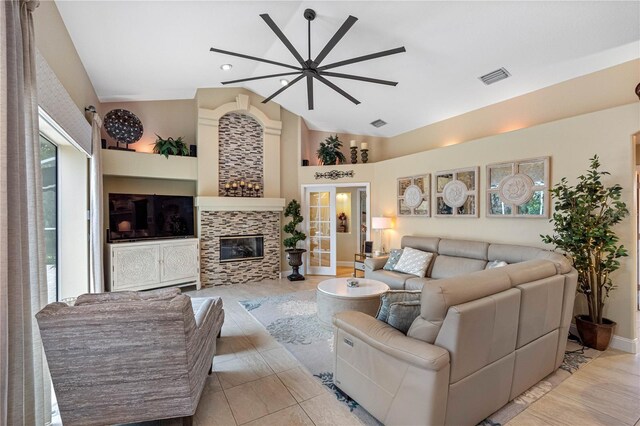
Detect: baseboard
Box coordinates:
(569, 323, 638, 353)
(280, 270, 292, 279)
(336, 261, 353, 267)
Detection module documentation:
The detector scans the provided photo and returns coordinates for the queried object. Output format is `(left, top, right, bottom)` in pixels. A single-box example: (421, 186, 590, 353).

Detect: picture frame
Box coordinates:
(397, 174, 431, 217)
(434, 167, 479, 217)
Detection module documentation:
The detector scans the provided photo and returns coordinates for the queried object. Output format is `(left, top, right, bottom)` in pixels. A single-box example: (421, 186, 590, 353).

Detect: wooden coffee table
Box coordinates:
(316, 278, 389, 328)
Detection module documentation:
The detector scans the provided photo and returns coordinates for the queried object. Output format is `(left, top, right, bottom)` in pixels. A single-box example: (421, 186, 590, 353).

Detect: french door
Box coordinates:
(305, 187, 336, 275)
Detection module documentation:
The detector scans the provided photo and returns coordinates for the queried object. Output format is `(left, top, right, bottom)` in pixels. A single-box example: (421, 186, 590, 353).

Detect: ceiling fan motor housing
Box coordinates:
(304, 9, 316, 21)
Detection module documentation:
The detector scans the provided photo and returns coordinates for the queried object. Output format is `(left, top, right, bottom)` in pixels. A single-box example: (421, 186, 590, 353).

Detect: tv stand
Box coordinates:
(106, 238, 200, 292)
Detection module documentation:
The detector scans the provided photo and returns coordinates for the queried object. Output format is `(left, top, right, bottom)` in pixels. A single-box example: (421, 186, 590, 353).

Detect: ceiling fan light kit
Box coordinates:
(210, 9, 406, 110)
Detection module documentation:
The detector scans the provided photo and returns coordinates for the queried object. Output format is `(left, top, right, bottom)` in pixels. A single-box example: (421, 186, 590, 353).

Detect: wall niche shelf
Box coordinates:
(102, 149, 197, 181)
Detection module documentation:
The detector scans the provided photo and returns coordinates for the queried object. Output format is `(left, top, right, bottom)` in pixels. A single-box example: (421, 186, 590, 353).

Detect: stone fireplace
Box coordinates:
(196, 94, 285, 285)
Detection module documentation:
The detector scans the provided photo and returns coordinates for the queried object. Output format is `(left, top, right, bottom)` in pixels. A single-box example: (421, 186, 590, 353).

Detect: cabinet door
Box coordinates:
(160, 242, 199, 283)
(112, 244, 161, 290)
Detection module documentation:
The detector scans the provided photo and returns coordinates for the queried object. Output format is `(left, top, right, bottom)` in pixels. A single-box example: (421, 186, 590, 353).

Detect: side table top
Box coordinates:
(317, 278, 389, 298)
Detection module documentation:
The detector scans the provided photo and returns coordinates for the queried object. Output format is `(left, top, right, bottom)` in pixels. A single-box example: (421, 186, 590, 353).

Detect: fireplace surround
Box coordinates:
(220, 235, 264, 263)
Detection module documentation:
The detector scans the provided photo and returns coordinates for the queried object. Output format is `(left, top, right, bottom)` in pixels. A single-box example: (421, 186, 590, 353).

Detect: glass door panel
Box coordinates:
(40, 135, 58, 303)
(305, 187, 336, 275)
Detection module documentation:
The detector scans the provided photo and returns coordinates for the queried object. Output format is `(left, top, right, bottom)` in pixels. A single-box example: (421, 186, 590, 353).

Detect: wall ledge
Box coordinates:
(196, 196, 286, 212)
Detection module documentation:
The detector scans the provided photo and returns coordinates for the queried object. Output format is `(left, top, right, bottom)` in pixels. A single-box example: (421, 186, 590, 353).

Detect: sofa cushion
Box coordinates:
(438, 239, 489, 260)
(405, 277, 432, 291)
(430, 255, 487, 279)
(488, 243, 572, 273)
(75, 287, 181, 306)
(190, 297, 223, 328)
(367, 269, 414, 289)
(387, 301, 422, 334)
(401, 236, 440, 253)
(394, 247, 434, 277)
(376, 290, 422, 322)
(383, 249, 404, 271)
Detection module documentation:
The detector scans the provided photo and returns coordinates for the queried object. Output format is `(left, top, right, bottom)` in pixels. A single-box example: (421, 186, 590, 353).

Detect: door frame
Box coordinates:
(300, 182, 371, 275)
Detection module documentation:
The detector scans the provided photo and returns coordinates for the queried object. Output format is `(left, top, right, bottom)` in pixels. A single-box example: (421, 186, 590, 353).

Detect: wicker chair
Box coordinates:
(36, 287, 224, 426)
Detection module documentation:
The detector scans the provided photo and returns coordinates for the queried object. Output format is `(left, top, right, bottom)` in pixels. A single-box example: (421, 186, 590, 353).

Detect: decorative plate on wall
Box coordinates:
(434, 167, 479, 217)
(397, 174, 430, 216)
(104, 109, 144, 147)
(486, 157, 550, 218)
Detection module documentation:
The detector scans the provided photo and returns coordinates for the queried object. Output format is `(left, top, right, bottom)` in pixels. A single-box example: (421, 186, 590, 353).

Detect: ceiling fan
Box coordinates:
(210, 9, 406, 110)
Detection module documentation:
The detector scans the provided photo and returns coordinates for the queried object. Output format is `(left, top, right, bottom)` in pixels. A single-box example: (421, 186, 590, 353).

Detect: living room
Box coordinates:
(2, 1, 640, 425)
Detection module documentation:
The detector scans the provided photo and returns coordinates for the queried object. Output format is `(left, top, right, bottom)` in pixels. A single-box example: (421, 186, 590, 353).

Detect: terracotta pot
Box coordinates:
(575, 315, 616, 351)
(285, 248, 307, 281)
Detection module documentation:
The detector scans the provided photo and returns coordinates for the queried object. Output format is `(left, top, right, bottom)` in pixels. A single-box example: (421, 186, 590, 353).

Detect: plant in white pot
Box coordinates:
(541, 155, 628, 350)
(283, 199, 307, 281)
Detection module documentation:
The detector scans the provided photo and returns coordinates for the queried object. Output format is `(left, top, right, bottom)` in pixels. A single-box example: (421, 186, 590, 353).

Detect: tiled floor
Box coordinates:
(188, 278, 640, 426)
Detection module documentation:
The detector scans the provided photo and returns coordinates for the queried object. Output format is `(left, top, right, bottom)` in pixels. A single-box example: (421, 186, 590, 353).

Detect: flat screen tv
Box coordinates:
(108, 193, 195, 242)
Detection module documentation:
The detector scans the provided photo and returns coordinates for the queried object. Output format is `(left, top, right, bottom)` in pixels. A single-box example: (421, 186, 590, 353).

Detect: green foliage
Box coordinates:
(283, 199, 307, 249)
(152, 134, 189, 158)
(541, 155, 628, 324)
(316, 134, 346, 165)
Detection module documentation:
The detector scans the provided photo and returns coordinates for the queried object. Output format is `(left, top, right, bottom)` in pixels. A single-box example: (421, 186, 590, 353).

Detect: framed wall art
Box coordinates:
(434, 167, 479, 217)
(486, 157, 550, 218)
(397, 174, 431, 216)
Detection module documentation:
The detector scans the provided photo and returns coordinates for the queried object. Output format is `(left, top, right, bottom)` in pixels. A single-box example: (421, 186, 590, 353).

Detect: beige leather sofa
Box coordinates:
(36, 287, 224, 426)
(334, 236, 576, 425)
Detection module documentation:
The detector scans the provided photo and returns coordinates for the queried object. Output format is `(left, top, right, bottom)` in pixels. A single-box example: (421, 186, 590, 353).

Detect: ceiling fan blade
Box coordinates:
(318, 46, 406, 71)
(306, 75, 314, 110)
(313, 15, 358, 66)
(260, 14, 306, 67)
(319, 71, 398, 86)
(261, 74, 305, 104)
(312, 74, 360, 105)
(222, 71, 301, 85)
(210, 47, 301, 71)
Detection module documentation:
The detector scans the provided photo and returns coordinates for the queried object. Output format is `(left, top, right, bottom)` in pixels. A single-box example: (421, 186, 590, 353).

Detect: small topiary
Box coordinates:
(283, 199, 307, 249)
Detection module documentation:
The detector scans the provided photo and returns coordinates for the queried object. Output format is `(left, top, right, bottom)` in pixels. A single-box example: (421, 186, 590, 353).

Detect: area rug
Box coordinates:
(240, 290, 602, 426)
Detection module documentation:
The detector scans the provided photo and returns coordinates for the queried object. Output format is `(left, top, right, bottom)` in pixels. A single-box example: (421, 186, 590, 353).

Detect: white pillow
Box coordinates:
(393, 247, 434, 277)
(486, 260, 508, 269)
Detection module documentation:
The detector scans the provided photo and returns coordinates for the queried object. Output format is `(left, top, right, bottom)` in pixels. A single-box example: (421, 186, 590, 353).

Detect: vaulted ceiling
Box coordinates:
(55, 1, 640, 137)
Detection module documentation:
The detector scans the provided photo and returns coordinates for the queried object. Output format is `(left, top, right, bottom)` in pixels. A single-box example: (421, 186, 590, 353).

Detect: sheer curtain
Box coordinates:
(0, 0, 50, 424)
(89, 113, 104, 293)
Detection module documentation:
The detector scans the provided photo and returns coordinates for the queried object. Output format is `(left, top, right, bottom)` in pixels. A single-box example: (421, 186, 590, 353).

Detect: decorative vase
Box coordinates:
(350, 147, 358, 164)
(361, 149, 369, 163)
(575, 315, 616, 351)
(285, 248, 307, 281)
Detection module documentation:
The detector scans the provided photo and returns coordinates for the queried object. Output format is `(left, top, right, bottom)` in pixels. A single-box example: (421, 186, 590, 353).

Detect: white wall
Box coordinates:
(371, 102, 640, 341)
(337, 188, 359, 262)
(58, 144, 89, 299)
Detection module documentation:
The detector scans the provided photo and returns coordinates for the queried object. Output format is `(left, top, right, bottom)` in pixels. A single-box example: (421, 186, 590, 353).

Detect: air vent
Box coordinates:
(479, 68, 511, 85)
(370, 119, 387, 128)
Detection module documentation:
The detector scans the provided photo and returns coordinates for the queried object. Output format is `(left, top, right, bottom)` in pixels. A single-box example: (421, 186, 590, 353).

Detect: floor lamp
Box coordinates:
(371, 217, 392, 256)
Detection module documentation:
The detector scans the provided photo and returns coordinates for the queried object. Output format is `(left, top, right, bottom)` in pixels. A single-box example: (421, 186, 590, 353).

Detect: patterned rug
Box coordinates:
(240, 290, 602, 426)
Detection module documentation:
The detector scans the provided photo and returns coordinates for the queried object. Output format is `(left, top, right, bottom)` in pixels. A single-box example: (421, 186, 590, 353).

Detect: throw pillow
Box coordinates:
(393, 247, 434, 277)
(383, 249, 404, 271)
(387, 301, 422, 334)
(376, 290, 421, 322)
(486, 260, 508, 269)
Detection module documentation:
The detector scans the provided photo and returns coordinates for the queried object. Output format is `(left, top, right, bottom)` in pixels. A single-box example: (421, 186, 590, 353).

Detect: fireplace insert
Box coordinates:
(220, 235, 264, 263)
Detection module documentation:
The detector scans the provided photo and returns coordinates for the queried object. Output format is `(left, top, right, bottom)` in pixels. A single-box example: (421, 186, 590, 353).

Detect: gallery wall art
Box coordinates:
(397, 174, 431, 216)
(486, 157, 550, 218)
(434, 167, 479, 217)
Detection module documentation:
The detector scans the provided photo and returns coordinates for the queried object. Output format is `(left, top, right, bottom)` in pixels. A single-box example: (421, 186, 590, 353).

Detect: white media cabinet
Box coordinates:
(106, 238, 201, 292)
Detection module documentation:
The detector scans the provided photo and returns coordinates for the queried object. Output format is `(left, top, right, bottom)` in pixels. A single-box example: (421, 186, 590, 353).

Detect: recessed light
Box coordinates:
(220, 64, 233, 71)
(280, 79, 289, 86)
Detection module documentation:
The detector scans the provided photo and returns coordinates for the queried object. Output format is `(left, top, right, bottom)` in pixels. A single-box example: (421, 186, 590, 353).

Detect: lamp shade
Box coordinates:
(371, 217, 393, 230)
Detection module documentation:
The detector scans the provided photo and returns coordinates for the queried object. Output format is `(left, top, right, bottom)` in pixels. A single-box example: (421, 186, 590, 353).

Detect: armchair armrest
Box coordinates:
(333, 311, 449, 371)
(364, 256, 388, 271)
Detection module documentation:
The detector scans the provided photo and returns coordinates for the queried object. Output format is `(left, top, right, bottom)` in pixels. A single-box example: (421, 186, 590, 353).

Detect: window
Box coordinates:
(40, 135, 58, 303)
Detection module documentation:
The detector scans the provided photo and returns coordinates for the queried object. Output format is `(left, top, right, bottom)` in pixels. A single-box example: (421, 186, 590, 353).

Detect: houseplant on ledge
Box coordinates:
(283, 199, 307, 281)
(152, 134, 189, 158)
(541, 155, 628, 350)
(316, 134, 346, 165)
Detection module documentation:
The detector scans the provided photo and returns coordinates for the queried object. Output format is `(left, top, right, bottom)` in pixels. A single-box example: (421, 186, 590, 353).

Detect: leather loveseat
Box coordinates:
(333, 236, 576, 425)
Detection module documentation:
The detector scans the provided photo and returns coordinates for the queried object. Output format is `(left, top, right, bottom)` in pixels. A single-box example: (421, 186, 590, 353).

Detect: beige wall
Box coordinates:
(382, 60, 640, 161)
(100, 100, 197, 153)
(34, 0, 101, 115)
(371, 103, 640, 341)
(303, 129, 387, 166)
(280, 109, 302, 269)
(197, 87, 281, 121)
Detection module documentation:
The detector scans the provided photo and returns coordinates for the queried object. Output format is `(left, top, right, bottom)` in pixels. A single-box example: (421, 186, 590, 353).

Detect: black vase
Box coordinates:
(285, 248, 307, 281)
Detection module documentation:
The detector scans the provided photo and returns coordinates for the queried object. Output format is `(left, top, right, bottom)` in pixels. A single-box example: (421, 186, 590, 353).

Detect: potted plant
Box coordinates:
(152, 134, 189, 158)
(541, 155, 628, 350)
(283, 199, 307, 281)
(316, 134, 346, 165)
